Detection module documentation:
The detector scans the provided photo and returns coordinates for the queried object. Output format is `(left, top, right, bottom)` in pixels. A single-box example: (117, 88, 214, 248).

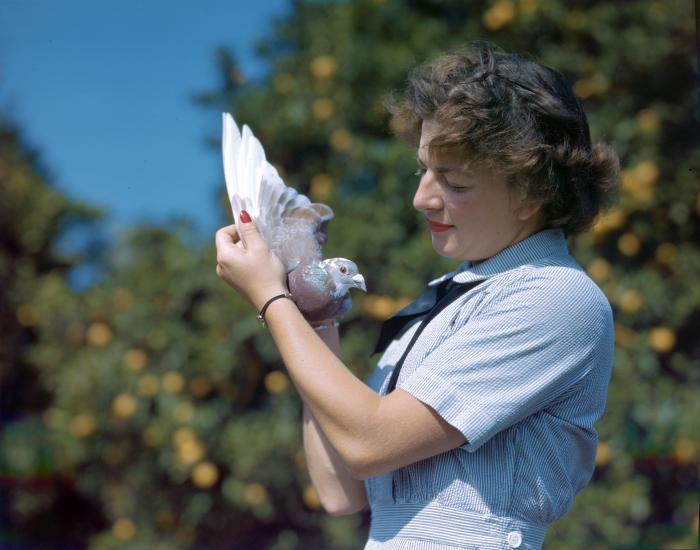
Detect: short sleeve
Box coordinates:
(398, 267, 613, 452)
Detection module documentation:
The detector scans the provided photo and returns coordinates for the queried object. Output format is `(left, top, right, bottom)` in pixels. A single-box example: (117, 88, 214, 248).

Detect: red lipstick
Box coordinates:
(426, 219, 454, 233)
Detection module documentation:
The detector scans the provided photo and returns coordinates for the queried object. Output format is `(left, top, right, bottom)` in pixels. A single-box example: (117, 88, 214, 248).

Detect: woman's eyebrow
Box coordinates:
(415, 154, 455, 173)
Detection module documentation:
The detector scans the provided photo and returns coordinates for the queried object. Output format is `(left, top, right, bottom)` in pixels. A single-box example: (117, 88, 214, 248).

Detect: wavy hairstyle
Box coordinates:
(388, 43, 620, 234)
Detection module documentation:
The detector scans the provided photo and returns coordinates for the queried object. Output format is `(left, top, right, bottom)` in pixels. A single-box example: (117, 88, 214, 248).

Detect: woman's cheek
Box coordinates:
(448, 195, 477, 218)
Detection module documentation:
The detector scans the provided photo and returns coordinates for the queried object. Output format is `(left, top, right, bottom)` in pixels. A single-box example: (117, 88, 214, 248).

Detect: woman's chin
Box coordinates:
(431, 239, 479, 261)
(430, 238, 461, 259)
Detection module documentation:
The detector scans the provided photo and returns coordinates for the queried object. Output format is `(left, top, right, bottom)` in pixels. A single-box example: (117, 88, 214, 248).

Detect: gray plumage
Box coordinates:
(222, 113, 366, 322)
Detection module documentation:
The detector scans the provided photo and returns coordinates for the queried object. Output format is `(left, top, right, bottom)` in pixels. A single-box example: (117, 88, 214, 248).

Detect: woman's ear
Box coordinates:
(509, 183, 543, 222)
(515, 200, 543, 222)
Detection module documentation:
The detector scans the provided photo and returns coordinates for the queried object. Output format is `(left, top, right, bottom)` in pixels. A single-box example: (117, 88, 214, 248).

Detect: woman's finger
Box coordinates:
(238, 215, 268, 252)
(216, 224, 239, 242)
(215, 225, 241, 253)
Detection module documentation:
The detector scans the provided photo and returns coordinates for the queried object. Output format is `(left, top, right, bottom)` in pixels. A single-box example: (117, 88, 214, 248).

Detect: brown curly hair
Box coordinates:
(388, 42, 620, 235)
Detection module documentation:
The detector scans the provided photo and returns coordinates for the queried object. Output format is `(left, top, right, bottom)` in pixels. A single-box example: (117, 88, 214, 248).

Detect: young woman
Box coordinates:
(215, 43, 620, 550)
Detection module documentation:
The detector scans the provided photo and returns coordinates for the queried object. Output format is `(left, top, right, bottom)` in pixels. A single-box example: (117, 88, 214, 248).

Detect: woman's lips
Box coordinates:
(426, 219, 454, 232)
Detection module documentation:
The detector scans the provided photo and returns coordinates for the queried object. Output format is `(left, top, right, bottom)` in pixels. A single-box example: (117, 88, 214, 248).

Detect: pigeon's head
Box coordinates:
(322, 258, 367, 297)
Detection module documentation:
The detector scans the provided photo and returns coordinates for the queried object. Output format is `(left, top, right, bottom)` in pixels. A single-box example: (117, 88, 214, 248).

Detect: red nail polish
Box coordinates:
(240, 210, 252, 223)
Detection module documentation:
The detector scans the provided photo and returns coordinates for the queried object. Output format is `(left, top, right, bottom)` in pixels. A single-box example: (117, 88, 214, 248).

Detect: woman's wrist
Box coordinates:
(256, 290, 294, 327)
(253, 287, 341, 333)
(252, 285, 291, 312)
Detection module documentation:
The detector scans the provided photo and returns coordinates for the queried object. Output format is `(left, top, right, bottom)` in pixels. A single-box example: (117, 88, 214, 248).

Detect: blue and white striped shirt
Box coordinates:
(363, 228, 614, 550)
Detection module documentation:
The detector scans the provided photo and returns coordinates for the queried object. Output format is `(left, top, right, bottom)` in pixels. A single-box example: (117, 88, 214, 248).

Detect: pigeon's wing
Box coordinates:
(222, 113, 331, 269)
(222, 113, 297, 234)
(285, 203, 334, 247)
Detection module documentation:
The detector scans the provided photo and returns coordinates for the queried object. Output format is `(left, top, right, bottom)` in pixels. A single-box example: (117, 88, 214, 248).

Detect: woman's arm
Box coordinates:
(215, 221, 466, 479)
(302, 325, 368, 515)
(262, 297, 465, 479)
(304, 404, 368, 515)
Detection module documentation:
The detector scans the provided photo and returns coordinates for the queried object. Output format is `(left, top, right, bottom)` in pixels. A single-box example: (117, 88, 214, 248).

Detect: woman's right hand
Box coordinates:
(215, 213, 289, 311)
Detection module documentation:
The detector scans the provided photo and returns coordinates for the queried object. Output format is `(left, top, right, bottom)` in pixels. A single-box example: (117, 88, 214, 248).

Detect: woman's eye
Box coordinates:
(446, 182, 468, 192)
(414, 166, 470, 192)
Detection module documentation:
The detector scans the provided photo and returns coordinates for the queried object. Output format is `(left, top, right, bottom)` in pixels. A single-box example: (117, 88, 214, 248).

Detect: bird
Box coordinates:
(221, 112, 366, 323)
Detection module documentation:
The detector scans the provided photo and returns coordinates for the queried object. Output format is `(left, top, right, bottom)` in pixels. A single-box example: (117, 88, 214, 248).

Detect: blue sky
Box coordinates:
(0, 0, 289, 238)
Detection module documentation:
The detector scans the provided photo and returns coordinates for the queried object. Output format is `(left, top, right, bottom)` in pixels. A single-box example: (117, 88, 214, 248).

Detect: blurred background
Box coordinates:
(1, 0, 698, 548)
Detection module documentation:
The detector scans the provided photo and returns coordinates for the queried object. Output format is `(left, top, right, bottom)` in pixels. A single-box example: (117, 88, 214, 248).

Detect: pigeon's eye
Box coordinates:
(340, 265, 348, 274)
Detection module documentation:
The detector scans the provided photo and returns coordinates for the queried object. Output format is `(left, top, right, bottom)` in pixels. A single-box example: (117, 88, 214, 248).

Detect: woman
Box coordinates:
(215, 44, 619, 549)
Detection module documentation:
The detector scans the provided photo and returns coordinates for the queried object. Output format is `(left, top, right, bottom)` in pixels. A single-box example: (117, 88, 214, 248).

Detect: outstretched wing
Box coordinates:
(221, 113, 334, 269)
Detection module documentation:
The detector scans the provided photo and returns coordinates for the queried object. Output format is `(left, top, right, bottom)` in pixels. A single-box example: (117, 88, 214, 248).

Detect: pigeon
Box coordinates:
(221, 112, 366, 323)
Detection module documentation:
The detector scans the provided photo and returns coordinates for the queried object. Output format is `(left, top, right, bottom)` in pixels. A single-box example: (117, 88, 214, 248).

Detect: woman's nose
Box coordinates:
(413, 172, 443, 212)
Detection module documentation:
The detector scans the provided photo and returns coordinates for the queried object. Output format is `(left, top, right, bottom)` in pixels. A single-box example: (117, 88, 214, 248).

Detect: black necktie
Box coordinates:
(372, 278, 484, 394)
(372, 277, 457, 357)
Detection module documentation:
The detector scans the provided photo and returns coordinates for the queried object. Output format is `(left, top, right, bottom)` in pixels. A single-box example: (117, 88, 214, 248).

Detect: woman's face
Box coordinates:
(413, 118, 543, 263)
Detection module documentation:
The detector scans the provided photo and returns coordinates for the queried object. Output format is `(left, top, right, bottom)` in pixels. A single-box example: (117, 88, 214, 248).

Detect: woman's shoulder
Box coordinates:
(486, 257, 613, 334)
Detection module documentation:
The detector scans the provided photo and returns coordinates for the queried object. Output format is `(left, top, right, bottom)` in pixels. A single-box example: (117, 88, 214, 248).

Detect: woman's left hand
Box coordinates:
(215, 214, 288, 310)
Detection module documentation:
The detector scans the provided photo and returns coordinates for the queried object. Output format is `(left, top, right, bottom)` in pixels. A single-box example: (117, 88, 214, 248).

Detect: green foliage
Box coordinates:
(2, 0, 698, 549)
(0, 115, 109, 546)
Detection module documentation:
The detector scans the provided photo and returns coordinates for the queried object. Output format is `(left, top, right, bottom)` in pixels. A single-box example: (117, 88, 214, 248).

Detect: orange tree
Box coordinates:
(2, 1, 697, 549)
(0, 114, 107, 545)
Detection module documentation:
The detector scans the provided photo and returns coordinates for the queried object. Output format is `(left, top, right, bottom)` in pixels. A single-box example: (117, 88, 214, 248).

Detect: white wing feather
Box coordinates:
(221, 113, 316, 263)
(224, 113, 306, 214)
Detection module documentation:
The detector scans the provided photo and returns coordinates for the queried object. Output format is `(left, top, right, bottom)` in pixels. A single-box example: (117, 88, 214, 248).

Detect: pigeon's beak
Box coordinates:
(352, 274, 367, 292)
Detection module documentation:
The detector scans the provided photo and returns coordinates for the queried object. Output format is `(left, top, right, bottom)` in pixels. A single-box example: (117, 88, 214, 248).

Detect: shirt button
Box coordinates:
(507, 531, 522, 548)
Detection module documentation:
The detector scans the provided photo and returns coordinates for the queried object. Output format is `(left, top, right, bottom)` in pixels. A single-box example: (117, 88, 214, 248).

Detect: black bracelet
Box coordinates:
(256, 291, 293, 327)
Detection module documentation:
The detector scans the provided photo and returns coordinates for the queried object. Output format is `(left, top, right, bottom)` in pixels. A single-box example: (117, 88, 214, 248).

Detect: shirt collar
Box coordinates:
(428, 228, 569, 286)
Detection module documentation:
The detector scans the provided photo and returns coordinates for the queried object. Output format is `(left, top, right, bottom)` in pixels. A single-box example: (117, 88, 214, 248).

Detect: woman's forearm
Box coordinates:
(301, 324, 368, 513)
(303, 403, 368, 514)
(264, 298, 383, 476)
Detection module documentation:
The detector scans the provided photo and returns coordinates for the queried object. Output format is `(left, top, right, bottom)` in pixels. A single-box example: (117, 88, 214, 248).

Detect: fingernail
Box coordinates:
(240, 210, 252, 223)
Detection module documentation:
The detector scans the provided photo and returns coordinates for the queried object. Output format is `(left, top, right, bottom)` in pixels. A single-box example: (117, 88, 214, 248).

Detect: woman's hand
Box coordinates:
(215, 212, 288, 311)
